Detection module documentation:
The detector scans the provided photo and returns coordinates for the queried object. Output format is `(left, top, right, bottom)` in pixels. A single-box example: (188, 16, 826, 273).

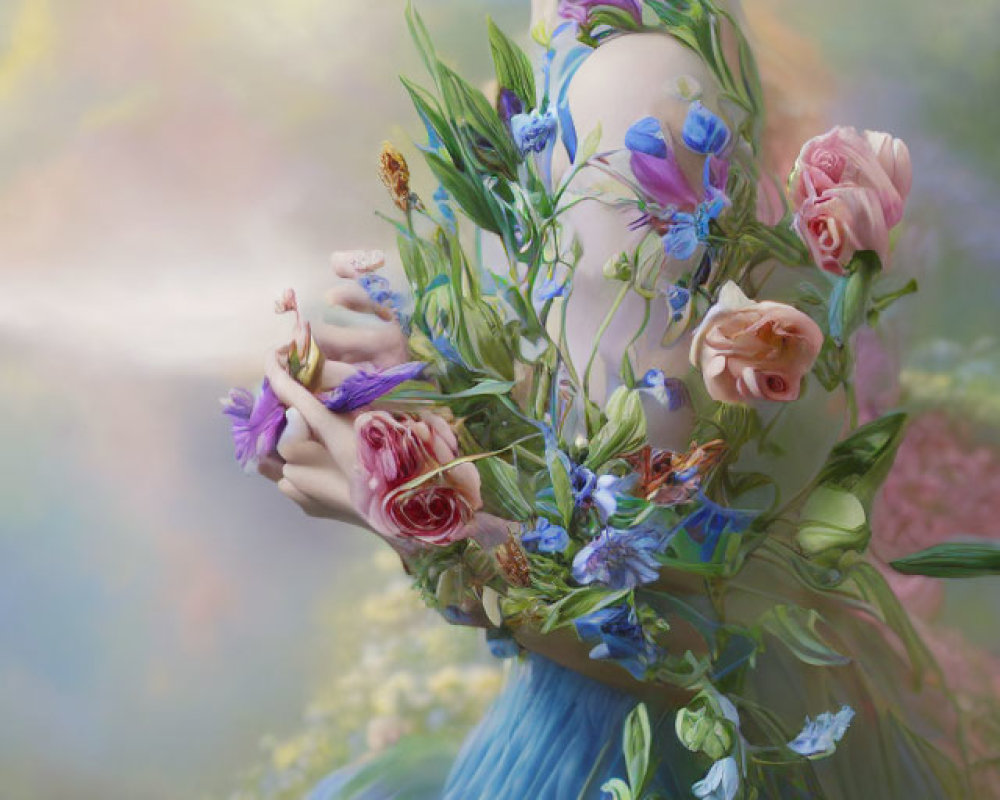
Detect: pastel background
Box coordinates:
(1, 1, 997, 798)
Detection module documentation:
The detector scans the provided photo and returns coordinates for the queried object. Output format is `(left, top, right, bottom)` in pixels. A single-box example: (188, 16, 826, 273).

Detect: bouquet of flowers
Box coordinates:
(224, 2, 998, 797)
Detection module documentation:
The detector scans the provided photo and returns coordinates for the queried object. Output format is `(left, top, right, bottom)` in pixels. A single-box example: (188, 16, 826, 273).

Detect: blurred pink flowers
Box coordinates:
(354, 410, 482, 546)
(790, 126, 911, 275)
(690, 282, 823, 403)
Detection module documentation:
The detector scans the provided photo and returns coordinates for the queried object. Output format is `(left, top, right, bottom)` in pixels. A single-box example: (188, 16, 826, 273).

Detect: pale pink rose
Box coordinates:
(792, 185, 889, 276)
(354, 410, 482, 546)
(690, 282, 823, 404)
(789, 125, 911, 228)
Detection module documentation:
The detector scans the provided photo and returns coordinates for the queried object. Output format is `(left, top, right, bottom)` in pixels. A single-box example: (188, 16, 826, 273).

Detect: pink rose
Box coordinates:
(354, 410, 482, 546)
(690, 282, 823, 404)
(790, 125, 911, 228)
(792, 185, 889, 276)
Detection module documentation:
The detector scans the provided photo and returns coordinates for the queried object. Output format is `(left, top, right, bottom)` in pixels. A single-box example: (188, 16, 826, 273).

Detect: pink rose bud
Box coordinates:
(792, 185, 890, 276)
(789, 125, 910, 232)
(690, 282, 824, 404)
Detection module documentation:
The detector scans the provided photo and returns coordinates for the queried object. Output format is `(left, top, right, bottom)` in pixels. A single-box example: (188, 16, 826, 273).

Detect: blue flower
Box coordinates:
(665, 285, 690, 322)
(486, 628, 521, 660)
(638, 369, 688, 412)
(624, 116, 668, 159)
(510, 110, 558, 155)
(572, 527, 662, 589)
(574, 604, 658, 679)
(318, 361, 427, 413)
(571, 464, 598, 505)
(682, 101, 731, 156)
(521, 519, 570, 554)
(674, 492, 757, 561)
(692, 756, 739, 800)
(788, 706, 855, 758)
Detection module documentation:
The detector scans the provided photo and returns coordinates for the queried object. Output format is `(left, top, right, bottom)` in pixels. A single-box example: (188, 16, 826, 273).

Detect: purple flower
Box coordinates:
(574, 604, 658, 679)
(319, 361, 426, 413)
(497, 87, 524, 125)
(558, 0, 643, 26)
(521, 519, 570, 554)
(221, 379, 286, 470)
(674, 492, 757, 561)
(572, 527, 662, 589)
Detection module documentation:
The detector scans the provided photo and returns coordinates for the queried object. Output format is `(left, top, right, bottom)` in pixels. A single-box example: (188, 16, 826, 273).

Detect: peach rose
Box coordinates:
(789, 125, 911, 228)
(690, 282, 824, 404)
(792, 185, 889, 276)
(355, 410, 482, 546)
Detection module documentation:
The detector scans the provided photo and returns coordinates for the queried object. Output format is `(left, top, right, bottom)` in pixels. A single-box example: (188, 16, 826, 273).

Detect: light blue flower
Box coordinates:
(572, 527, 662, 589)
(624, 116, 668, 159)
(788, 706, 855, 758)
(486, 628, 520, 660)
(510, 110, 558, 155)
(682, 101, 731, 156)
(521, 519, 570, 554)
(692, 756, 739, 800)
(638, 369, 688, 412)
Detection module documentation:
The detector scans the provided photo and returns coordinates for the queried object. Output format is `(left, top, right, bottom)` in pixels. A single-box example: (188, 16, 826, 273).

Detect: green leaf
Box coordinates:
(487, 17, 536, 111)
(890, 542, 1000, 578)
(585, 387, 647, 469)
(759, 604, 850, 667)
(851, 562, 937, 687)
(541, 587, 629, 633)
(423, 150, 499, 233)
(546, 446, 574, 528)
(623, 703, 653, 796)
(816, 412, 908, 508)
(478, 457, 534, 521)
(387, 379, 515, 403)
(600, 778, 633, 800)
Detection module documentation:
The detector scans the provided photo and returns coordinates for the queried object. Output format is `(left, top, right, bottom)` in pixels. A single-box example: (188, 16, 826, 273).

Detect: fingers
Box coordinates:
(313, 322, 408, 368)
(276, 408, 311, 461)
(326, 282, 394, 321)
(320, 359, 358, 391)
(331, 249, 385, 279)
(282, 464, 355, 511)
(257, 453, 284, 483)
(264, 351, 355, 463)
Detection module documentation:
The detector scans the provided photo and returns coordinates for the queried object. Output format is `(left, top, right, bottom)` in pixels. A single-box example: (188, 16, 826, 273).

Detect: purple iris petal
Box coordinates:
(630, 150, 700, 210)
(222, 379, 286, 470)
(319, 361, 427, 413)
(572, 528, 663, 589)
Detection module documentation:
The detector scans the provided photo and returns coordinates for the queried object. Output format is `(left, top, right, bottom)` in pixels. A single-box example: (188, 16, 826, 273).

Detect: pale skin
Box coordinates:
(261, 5, 842, 696)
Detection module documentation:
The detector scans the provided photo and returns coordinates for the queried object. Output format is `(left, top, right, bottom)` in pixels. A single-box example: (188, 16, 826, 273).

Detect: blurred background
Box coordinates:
(1, 0, 997, 798)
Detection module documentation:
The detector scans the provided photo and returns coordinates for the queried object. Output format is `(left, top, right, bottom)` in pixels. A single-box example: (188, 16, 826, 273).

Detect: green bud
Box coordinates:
(796, 486, 869, 566)
(603, 251, 633, 282)
(675, 694, 735, 760)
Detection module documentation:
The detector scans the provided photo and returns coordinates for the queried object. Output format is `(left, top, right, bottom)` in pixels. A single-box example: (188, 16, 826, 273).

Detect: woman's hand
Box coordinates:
(257, 252, 410, 525)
